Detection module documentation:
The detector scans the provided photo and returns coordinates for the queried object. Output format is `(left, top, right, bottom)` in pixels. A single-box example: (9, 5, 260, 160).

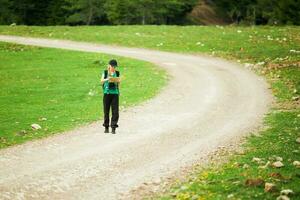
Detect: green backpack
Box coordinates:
(103, 70, 120, 89)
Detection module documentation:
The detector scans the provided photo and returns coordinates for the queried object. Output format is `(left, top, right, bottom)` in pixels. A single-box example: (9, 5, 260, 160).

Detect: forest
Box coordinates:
(0, 0, 299, 25)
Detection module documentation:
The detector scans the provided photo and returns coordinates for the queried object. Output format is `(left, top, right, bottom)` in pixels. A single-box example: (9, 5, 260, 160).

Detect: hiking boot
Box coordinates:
(104, 127, 109, 133)
(112, 128, 116, 134)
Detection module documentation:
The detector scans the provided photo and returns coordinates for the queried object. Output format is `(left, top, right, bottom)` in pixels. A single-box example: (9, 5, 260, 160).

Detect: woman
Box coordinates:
(101, 59, 121, 134)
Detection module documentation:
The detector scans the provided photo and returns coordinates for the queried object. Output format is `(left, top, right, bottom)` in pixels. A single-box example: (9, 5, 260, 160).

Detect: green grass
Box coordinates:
(0, 42, 167, 148)
(0, 25, 299, 63)
(0, 25, 299, 199)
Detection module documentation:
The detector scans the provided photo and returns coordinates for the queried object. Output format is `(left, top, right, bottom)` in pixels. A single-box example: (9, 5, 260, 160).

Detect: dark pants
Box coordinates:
(103, 94, 119, 128)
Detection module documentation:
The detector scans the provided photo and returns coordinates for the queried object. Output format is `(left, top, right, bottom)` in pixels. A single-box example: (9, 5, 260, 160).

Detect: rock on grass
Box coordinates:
(269, 172, 284, 179)
(281, 189, 294, 196)
(272, 161, 284, 168)
(264, 182, 277, 193)
(243, 164, 249, 169)
(277, 195, 290, 200)
(31, 123, 41, 130)
(252, 157, 262, 162)
(245, 178, 265, 187)
(292, 160, 300, 168)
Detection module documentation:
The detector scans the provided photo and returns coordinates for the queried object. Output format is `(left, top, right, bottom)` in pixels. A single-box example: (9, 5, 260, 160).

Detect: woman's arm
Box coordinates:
(101, 73, 109, 84)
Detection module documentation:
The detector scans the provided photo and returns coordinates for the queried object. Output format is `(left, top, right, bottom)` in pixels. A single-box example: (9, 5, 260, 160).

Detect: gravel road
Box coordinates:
(0, 35, 272, 200)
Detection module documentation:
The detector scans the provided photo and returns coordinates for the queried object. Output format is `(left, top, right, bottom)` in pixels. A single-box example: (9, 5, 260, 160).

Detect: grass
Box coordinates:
(0, 25, 299, 63)
(0, 25, 299, 199)
(0, 42, 167, 148)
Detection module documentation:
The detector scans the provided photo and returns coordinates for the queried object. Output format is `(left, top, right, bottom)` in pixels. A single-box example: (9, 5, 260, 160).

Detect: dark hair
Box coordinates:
(109, 59, 118, 67)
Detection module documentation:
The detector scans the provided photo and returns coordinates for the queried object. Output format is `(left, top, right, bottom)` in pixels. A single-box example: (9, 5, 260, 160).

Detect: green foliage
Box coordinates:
(65, 0, 106, 25)
(213, 0, 300, 25)
(0, 0, 14, 24)
(0, 42, 167, 148)
(0, 0, 197, 25)
(1, 0, 69, 25)
(1, 0, 299, 25)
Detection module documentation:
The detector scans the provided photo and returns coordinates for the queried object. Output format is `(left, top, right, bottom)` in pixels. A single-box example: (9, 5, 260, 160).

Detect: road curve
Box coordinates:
(0, 35, 272, 200)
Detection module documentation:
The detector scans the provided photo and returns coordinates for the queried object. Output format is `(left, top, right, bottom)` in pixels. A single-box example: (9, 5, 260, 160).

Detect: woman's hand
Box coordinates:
(109, 77, 120, 83)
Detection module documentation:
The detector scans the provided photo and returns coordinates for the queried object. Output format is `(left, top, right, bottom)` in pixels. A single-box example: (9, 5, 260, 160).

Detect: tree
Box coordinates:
(105, 0, 197, 25)
(1, 0, 299, 25)
(46, 0, 68, 25)
(104, 0, 135, 24)
(65, 0, 106, 25)
(0, 0, 14, 24)
(276, 0, 300, 25)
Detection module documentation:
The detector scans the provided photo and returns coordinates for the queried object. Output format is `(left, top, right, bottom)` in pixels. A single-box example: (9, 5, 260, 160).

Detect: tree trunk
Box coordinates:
(142, 13, 145, 25)
(87, 0, 93, 25)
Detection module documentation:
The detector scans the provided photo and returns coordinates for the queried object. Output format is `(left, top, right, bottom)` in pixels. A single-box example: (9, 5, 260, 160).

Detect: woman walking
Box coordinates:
(101, 59, 121, 134)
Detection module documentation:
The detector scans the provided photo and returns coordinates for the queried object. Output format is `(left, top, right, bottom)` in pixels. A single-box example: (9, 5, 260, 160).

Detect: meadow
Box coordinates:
(0, 42, 167, 148)
(0, 25, 299, 63)
(0, 25, 299, 199)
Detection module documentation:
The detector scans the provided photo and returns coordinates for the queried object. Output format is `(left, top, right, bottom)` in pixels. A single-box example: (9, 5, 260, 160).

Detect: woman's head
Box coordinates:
(109, 59, 118, 68)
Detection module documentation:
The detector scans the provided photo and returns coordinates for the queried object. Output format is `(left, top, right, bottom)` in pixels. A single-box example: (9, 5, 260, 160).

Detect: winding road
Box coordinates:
(0, 35, 272, 200)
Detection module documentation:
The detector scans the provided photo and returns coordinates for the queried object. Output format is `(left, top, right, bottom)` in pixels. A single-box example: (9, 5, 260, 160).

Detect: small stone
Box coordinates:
(257, 61, 265, 66)
(232, 181, 240, 185)
(152, 178, 161, 185)
(180, 185, 188, 191)
(244, 63, 254, 68)
(264, 182, 277, 192)
(31, 123, 41, 130)
(292, 96, 299, 101)
(292, 150, 299, 153)
(243, 164, 250, 169)
(277, 195, 290, 200)
(235, 149, 245, 155)
(280, 189, 294, 196)
(245, 178, 265, 186)
(269, 172, 284, 179)
(272, 161, 284, 168)
(296, 138, 300, 144)
(252, 157, 261, 162)
(292, 161, 300, 168)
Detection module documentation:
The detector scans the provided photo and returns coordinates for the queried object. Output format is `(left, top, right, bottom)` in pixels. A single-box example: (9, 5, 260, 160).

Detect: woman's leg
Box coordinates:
(103, 94, 111, 128)
(111, 94, 119, 129)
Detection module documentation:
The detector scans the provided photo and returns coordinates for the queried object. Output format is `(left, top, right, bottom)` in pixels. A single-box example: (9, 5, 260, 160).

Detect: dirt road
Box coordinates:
(0, 35, 272, 200)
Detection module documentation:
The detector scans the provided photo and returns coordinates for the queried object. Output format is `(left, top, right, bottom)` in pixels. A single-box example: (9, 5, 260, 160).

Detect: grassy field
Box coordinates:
(0, 25, 299, 63)
(0, 42, 167, 148)
(0, 26, 299, 199)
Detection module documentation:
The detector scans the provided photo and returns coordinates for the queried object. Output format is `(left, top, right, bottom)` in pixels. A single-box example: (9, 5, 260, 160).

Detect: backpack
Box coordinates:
(103, 70, 120, 89)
